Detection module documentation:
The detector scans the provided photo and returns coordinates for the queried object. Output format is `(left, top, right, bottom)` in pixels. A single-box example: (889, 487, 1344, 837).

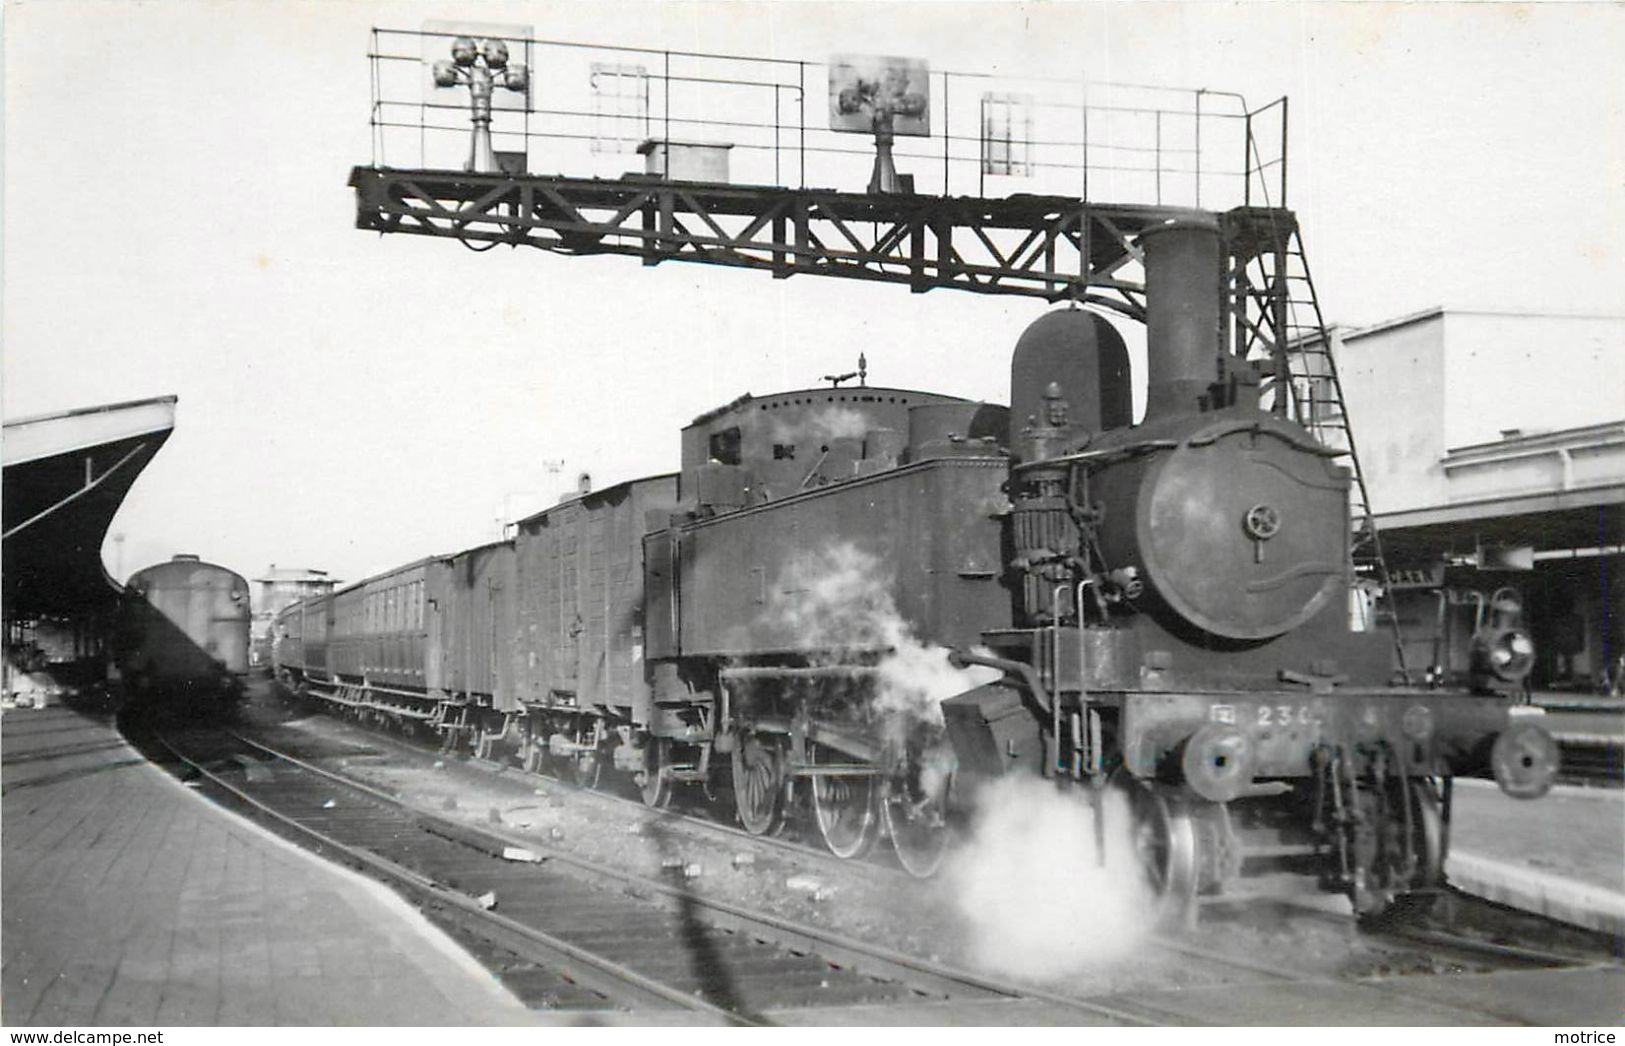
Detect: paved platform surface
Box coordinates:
(1448, 778, 1625, 936)
(1, 702, 542, 1026)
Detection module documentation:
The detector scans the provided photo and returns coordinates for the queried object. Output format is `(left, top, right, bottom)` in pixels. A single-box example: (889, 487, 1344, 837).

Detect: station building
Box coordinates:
(1332, 309, 1624, 692)
(250, 565, 338, 666)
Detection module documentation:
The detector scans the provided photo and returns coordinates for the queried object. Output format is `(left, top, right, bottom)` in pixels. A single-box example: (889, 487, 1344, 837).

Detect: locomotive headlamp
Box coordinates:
(1473, 625, 1535, 684)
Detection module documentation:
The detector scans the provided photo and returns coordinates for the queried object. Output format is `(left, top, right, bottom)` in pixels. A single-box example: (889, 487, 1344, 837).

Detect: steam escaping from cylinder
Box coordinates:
(769, 544, 997, 728)
(945, 776, 1153, 980)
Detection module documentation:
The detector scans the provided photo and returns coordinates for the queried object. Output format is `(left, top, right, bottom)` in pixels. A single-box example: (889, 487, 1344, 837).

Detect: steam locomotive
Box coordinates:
(274, 216, 1557, 921)
(118, 555, 251, 708)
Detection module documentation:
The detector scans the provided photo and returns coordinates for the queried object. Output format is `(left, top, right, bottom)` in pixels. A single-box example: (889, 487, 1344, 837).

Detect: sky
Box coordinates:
(4, 1, 1622, 591)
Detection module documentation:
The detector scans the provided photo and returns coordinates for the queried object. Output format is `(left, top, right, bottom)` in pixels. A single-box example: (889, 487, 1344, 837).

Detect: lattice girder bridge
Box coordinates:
(353, 168, 1286, 316)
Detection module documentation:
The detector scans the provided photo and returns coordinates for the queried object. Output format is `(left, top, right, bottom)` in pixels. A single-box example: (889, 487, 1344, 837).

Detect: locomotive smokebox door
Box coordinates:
(942, 682, 1043, 803)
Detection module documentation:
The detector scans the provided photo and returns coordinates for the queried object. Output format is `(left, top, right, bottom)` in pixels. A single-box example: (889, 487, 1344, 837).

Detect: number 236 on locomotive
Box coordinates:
(720, 216, 1559, 921)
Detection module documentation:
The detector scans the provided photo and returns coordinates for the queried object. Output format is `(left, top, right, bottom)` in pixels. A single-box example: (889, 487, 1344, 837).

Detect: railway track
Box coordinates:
(138, 718, 1193, 1025)
(248, 697, 1615, 992)
(160, 692, 1617, 1025)
(246, 705, 1342, 982)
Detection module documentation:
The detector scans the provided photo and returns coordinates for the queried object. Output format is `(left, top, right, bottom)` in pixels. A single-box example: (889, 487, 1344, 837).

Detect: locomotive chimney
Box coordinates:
(1138, 218, 1224, 422)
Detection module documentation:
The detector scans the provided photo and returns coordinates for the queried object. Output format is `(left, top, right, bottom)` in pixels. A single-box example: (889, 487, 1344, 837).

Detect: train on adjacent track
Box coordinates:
(273, 217, 1559, 921)
(117, 554, 251, 708)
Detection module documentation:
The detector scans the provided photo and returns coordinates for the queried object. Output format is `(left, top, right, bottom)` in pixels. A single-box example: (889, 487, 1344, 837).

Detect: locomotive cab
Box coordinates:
(677, 387, 1006, 515)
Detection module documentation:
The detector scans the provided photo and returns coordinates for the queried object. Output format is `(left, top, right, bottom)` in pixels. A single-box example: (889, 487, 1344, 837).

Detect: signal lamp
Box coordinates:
(432, 35, 530, 174)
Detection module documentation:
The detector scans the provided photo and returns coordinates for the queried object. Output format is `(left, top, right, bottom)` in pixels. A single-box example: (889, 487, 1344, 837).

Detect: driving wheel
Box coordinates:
(732, 734, 784, 835)
(809, 743, 878, 859)
(880, 769, 951, 878)
(639, 738, 674, 809)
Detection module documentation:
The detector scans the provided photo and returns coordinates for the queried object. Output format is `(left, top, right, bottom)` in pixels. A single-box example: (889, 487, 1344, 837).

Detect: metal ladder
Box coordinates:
(1233, 218, 1411, 679)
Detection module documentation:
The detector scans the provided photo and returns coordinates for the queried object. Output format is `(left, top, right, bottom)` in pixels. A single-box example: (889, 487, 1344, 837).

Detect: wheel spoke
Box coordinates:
(810, 743, 877, 860)
(732, 735, 783, 835)
(881, 776, 949, 878)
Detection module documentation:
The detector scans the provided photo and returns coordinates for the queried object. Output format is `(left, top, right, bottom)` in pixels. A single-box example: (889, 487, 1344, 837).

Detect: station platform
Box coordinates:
(1448, 778, 1625, 937)
(1, 701, 540, 1027)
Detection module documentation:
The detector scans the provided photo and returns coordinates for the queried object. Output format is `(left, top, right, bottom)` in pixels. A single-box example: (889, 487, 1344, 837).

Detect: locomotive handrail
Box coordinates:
(1010, 440, 1179, 472)
(1183, 417, 1343, 456)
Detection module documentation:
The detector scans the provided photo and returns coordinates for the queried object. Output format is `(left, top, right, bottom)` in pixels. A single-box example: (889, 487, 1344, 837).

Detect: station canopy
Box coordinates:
(3, 397, 177, 618)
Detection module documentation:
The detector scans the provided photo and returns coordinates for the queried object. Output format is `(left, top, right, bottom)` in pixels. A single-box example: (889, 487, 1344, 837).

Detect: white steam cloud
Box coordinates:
(770, 543, 997, 727)
(946, 776, 1153, 980)
(771, 405, 872, 446)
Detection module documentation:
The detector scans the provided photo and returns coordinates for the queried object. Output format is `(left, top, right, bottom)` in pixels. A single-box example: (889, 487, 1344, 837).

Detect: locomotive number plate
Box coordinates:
(1255, 703, 1316, 727)
(1208, 703, 1317, 727)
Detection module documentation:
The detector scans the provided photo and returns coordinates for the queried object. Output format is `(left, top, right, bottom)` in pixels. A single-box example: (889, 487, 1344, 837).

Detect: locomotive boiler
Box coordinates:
(273, 217, 1558, 920)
